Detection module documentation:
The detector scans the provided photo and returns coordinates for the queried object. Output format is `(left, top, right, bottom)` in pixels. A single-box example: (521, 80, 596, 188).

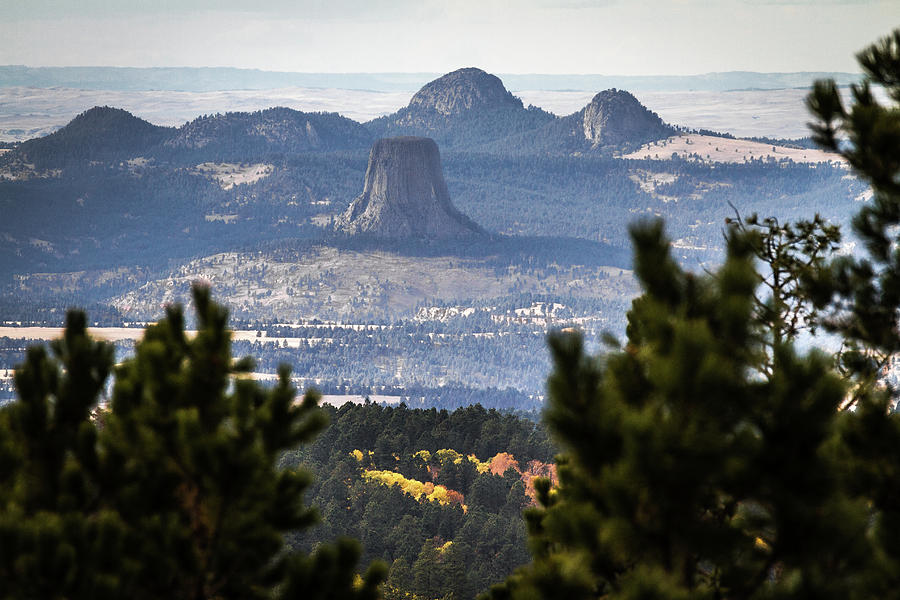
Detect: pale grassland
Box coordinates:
(105, 246, 637, 322)
(623, 134, 843, 165)
(192, 162, 273, 190)
(628, 167, 731, 204)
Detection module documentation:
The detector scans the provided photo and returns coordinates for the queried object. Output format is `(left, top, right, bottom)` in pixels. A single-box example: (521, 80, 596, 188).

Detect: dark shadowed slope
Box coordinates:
(6, 106, 173, 168)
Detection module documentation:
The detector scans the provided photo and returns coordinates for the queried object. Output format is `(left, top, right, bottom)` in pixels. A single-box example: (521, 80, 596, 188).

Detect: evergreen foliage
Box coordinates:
(163, 108, 373, 161)
(806, 28, 900, 404)
(486, 222, 883, 599)
(14, 106, 173, 168)
(283, 402, 554, 600)
(485, 29, 900, 600)
(0, 286, 386, 599)
(724, 211, 840, 366)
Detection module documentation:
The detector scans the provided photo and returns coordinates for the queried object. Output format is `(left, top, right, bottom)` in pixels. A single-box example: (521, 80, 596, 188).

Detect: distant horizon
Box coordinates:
(0, 87, 842, 143)
(0, 65, 864, 95)
(4, 1, 896, 76)
(0, 64, 865, 77)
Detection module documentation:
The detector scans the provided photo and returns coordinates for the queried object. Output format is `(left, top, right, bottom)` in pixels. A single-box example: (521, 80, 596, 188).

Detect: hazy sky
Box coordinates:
(3, 0, 898, 75)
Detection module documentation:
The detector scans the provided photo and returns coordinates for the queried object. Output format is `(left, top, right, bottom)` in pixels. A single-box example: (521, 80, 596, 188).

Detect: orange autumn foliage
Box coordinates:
(488, 452, 519, 476)
(360, 448, 557, 510)
(445, 489, 465, 506)
(522, 460, 558, 502)
(486, 453, 558, 504)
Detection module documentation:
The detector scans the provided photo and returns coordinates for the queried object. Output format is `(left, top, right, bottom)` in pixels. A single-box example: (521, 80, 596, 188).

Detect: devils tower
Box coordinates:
(336, 136, 484, 239)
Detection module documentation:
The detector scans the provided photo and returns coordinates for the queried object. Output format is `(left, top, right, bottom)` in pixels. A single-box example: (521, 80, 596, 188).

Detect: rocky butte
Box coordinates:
(493, 87, 674, 155)
(578, 89, 673, 149)
(407, 67, 524, 116)
(366, 67, 553, 148)
(336, 136, 484, 239)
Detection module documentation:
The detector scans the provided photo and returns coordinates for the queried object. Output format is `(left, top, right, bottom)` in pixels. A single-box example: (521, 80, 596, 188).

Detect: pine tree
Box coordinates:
(486, 222, 887, 599)
(485, 29, 900, 600)
(0, 286, 386, 599)
(806, 28, 900, 405)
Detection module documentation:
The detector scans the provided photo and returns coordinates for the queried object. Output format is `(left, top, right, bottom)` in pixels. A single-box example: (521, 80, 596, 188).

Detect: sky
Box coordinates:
(2, 0, 898, 75)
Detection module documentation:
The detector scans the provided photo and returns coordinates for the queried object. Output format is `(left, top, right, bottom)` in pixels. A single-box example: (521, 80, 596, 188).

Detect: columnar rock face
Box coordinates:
(337, 137, 484, 239)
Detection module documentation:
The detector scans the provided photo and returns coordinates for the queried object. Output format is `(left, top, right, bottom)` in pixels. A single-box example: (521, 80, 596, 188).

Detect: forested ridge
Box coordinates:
(282, 402, 556, 600)
(0, 66, 862, 283)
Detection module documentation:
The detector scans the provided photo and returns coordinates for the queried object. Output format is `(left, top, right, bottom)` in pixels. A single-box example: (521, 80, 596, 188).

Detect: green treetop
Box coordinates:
(0, 286, 386, 600)
(806, 28, 900, 402)
(486, 28, 900, 600)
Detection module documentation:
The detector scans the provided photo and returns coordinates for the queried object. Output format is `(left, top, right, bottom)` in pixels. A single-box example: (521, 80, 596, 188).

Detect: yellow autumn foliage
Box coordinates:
(435, 449, 464, 465)
(413, 448, 490, 473)
(467, 454, 490, 474)
(362, 469, 457, 506)
(350, 449, 364, 461)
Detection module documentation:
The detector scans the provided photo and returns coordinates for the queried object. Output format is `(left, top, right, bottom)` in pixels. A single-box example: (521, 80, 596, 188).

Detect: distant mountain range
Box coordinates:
(12, 106, 173, 167)
(164, 107, 372, 156)
(0, 65, 863, 325)
(4, 68, 679, 166)
(0, 65, 868, 413)
(0, 65, 862, 93)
